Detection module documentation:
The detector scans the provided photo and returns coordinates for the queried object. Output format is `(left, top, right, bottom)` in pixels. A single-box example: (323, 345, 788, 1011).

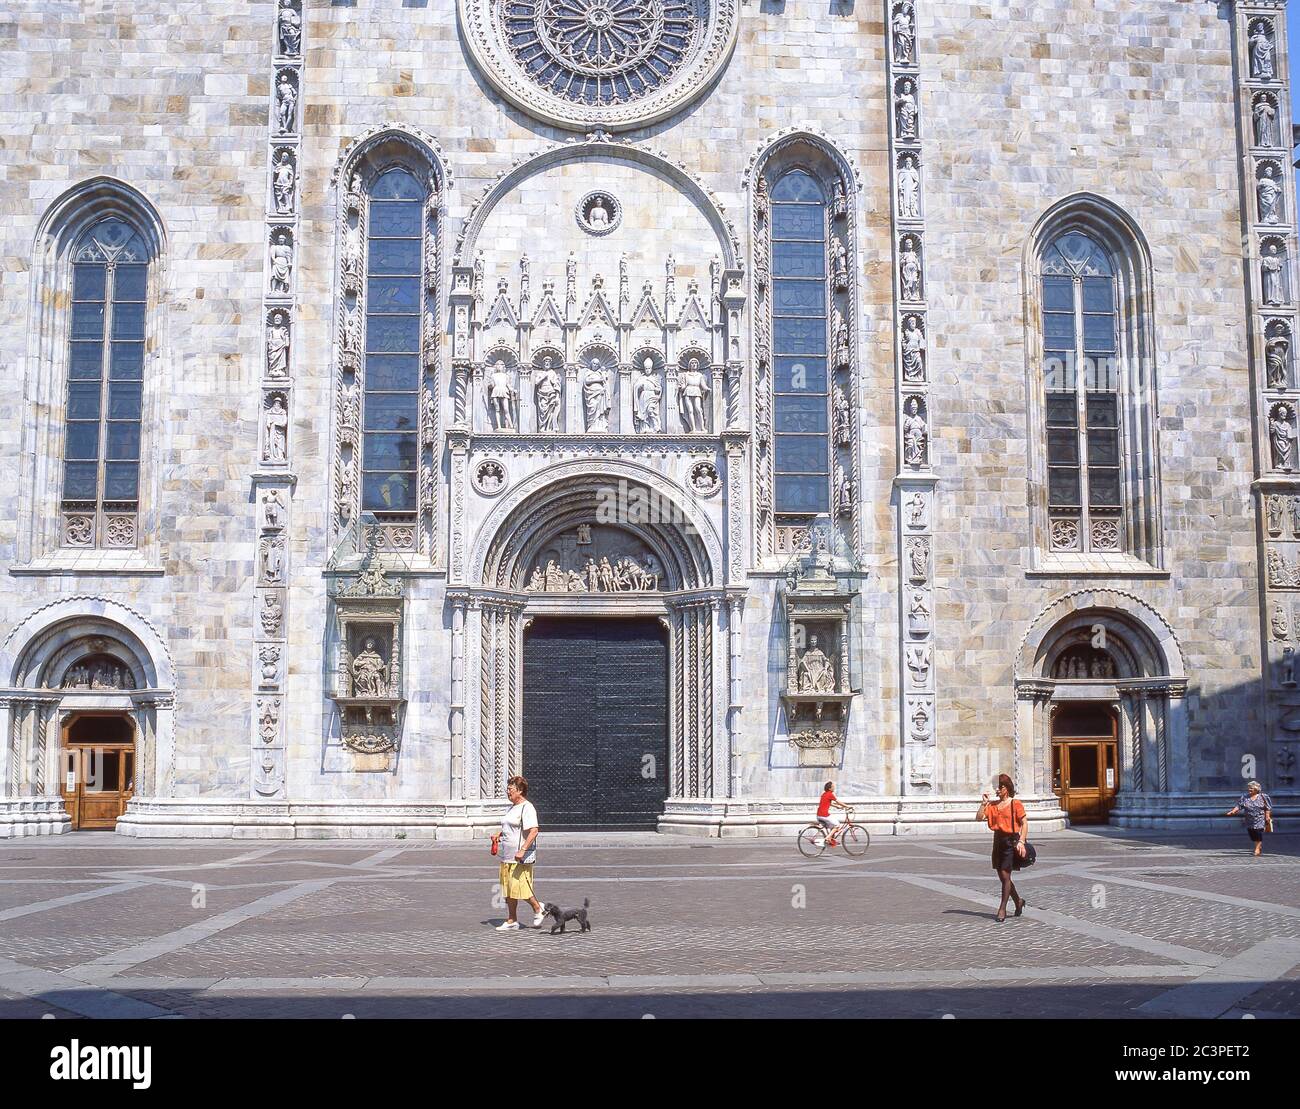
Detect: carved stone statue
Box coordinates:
(1290, 495, 1300, 538)
(534, 356, 562, 432)
(264, 395, 289, 463)
(897, 155, 921, 220)
(277, 0, 301, 56)
(1263, 243, 1286, 305)
(900, 237, 922, 301)
(583, 359, 611, 431)
(1275, 602, 1292, 640)
(633, 357, 662, 433)
(1258, 165, 1283, 224)
(909, 537, 929, 583)
(275, 72, 297, 134)
(906, 644, 930, 686)
(1255, 96, 1278, 148)
(892, 4, 914, 64)
(350, 637, 389, 698)
(832, 384, 851, 447)
(835, 465, 853, 518)
(266, 311, 290, 378)
(903, 396, 927, 466)
(678, 357, 711, 433)
(908, 591, 930, 637)
(488, 360, 516, 431)
(1284, 645, 1297, 688)
(588, 198, 610, 229)
(260, 592, 283, 637)
(831, 237, 849, 292)
(1251, 22, 1275, 80)
(895, 79, 918, 139)
(1267, 333, 1290, 389)
(272, 149, 295, 214)
(797, 635, 836, 694)
(1272, 403, 1296, 471)
(1268, 494, 1284, 536)
(262, 489, 285, 530)
(906, 491, 927, 529)
(260, 535, 285, 584)
(269, 231, 293, 295)
(902, 315, 926, 381)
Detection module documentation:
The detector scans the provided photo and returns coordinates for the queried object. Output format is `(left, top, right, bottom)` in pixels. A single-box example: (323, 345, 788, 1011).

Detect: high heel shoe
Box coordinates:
(1014, 897, 1027, 917)
(994, 911, 1007, 923)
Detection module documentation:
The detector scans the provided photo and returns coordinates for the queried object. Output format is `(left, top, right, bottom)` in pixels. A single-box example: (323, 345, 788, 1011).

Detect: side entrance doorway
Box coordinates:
(59, 713, 136, 830)
(1051, 702, 1118, 825)
(522, 616, 669, 829)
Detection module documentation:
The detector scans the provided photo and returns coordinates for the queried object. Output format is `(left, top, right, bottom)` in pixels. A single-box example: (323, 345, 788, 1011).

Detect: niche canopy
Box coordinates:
(458, 0, 739, 131)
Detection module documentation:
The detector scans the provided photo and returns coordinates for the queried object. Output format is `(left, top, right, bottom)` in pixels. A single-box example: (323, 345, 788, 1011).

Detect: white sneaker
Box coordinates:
(495, 919, 520, 931)
(532, 904, 548, 928)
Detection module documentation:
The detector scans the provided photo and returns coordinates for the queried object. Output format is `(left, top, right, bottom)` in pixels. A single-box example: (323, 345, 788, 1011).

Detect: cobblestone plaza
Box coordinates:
(0, 831, 1297, 1019)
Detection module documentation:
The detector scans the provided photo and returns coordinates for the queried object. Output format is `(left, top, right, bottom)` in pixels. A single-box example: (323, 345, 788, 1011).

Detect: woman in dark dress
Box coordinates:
(976, 773, 1029, 922)
(1226, 780, 1274, 857)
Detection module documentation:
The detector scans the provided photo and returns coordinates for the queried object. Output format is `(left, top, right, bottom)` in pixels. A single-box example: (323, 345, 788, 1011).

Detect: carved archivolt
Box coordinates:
(1014, 589, 1185, 679)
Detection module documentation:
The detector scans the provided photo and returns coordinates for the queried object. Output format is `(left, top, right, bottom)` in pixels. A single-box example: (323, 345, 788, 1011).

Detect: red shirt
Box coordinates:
(817, 790, 836, 818)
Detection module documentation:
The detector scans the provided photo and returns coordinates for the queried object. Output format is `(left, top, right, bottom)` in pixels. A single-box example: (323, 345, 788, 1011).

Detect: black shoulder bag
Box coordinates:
(1011, 801, 1037, 870)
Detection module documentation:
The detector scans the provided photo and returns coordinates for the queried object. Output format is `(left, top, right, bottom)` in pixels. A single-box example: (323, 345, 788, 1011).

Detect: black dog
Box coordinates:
(545, 898, 591, 934)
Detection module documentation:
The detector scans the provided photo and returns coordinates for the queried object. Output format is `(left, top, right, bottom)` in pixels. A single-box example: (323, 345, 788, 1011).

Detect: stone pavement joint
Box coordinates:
(1137, 937, 1300, 1018)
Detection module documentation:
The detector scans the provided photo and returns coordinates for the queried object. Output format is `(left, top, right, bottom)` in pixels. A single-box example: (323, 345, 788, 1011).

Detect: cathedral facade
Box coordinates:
(0, 0, 1295, 837)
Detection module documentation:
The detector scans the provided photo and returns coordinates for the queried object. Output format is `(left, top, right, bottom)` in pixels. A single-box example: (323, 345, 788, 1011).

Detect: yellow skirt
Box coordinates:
(499, 861, 535, 901)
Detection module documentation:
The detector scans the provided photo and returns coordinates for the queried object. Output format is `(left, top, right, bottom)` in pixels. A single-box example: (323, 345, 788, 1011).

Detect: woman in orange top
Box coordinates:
(976, 773, 1029, 922)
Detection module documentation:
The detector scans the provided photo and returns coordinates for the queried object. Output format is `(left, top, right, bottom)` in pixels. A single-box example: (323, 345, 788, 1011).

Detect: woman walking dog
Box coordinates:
(494, 775, 547, 931)
(977, 773, 1030, 923)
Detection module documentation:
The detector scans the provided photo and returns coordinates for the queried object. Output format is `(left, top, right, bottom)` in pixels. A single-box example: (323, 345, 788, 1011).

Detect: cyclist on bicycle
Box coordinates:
(816, 780, 849, 844)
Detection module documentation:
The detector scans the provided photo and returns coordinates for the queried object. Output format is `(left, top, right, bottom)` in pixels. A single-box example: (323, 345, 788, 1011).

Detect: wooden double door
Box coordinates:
(59, 714, 136, 830)
(1051, 703, 1119, 825)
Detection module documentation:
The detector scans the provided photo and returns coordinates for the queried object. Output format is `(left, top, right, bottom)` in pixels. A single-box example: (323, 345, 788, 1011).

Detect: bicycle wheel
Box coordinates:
(797, 825, 827, 858)
(840, 824, 869, 857)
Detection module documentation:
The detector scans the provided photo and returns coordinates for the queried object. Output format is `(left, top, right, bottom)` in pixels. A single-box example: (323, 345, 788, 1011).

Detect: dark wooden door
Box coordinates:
(1051, 703, 1119, 825)
(522, 617, 668, 829)
(60, 714, 135, 830)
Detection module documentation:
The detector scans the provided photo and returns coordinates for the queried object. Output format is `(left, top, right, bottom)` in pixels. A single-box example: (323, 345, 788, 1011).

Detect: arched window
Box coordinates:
(362, 168, 425, 518)
(62, 217, 150, 549)
(771, 170, 831, 520)
(331, 131, 445, 560)
(1029, 198, 1160, 566)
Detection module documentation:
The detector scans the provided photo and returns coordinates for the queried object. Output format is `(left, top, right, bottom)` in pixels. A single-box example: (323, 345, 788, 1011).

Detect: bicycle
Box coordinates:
(797, 808, 869, 858)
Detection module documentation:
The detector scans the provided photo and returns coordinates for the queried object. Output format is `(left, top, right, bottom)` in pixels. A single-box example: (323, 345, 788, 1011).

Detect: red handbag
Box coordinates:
(490, 832, 500, 856)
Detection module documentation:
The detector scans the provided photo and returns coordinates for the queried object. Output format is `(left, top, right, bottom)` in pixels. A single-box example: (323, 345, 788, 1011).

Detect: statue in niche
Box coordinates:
(262, 489, 285, 530)
(350, 637, 389, 698)
(264, 395, 289, 463)
(1272, 602, 1289, 640)
(1283, 646, 1297, 687)
(897, 156, 921, 220)
(831, 237, 849, 292)
(260, 535, 285, 584)
(832, 385, 851, 447)
(534, 356, 562, 432)
(895, 79, 918, 139)
(269, 231, 293, 295)
(1255, 96, 1279, 148)
(678, 357, 711, 433)
(892, 3, 914, 64)
(902, 315, 926, 381)
(266, 310, 290, 379)
(797, 635, 836, 694)
(909, 537, 929, 582)
(1251, 22, 1275, 80)
(583, 359, 611, 431)
(488, 360, 516, 431)
(903, 396, 928, 466)
(260, 591, 283, 637)
(633, 357, 662, 433)
(1263, 243, 1286, 305)
(1267, 332, 1290, 389)
(835, 465, 854, 518)
(900, 237, 922, 301)
(277, 0, 301, 56)
(832, 179, 848, 220)
(1272, 403, 1296, 471)
(275, 72, 297, 134)
(1258, 165, 1283, 224)
(1290, 495, 1300, 537)
(1268, 494, 1284, 536)
(587, 197, 611, 230)
(906, 491, 927, 529)
(272, 149, 295, 214)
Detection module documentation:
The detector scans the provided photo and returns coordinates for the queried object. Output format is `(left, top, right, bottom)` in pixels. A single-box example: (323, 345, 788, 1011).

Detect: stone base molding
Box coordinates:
(1110, 791, 1300, 831)
(0, 798, 72, 838)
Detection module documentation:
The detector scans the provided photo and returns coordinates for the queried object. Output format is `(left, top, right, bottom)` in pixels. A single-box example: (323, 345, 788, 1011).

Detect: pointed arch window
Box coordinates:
(362, 167, 425, 517)
(1029, 201, 1161, 567)
(61, 217, 149, 548)
(771, 169, 831, 518)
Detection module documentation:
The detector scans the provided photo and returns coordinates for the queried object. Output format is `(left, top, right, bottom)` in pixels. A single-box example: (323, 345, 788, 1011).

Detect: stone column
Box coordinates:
(449, 595, 467, 801)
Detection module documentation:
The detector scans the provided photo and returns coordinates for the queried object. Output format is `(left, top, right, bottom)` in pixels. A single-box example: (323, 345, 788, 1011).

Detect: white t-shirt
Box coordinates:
(500, 800, 538, 864)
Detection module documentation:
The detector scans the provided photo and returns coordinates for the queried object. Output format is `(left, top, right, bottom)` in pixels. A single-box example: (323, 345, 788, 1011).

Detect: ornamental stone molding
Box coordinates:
(329, 121, 455, 193)
(454, 131, 741, 267)
(457, 0, 739, 132)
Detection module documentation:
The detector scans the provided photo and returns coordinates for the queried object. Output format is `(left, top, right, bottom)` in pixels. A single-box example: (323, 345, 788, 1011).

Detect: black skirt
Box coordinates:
(992, 830, 1018, 871)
